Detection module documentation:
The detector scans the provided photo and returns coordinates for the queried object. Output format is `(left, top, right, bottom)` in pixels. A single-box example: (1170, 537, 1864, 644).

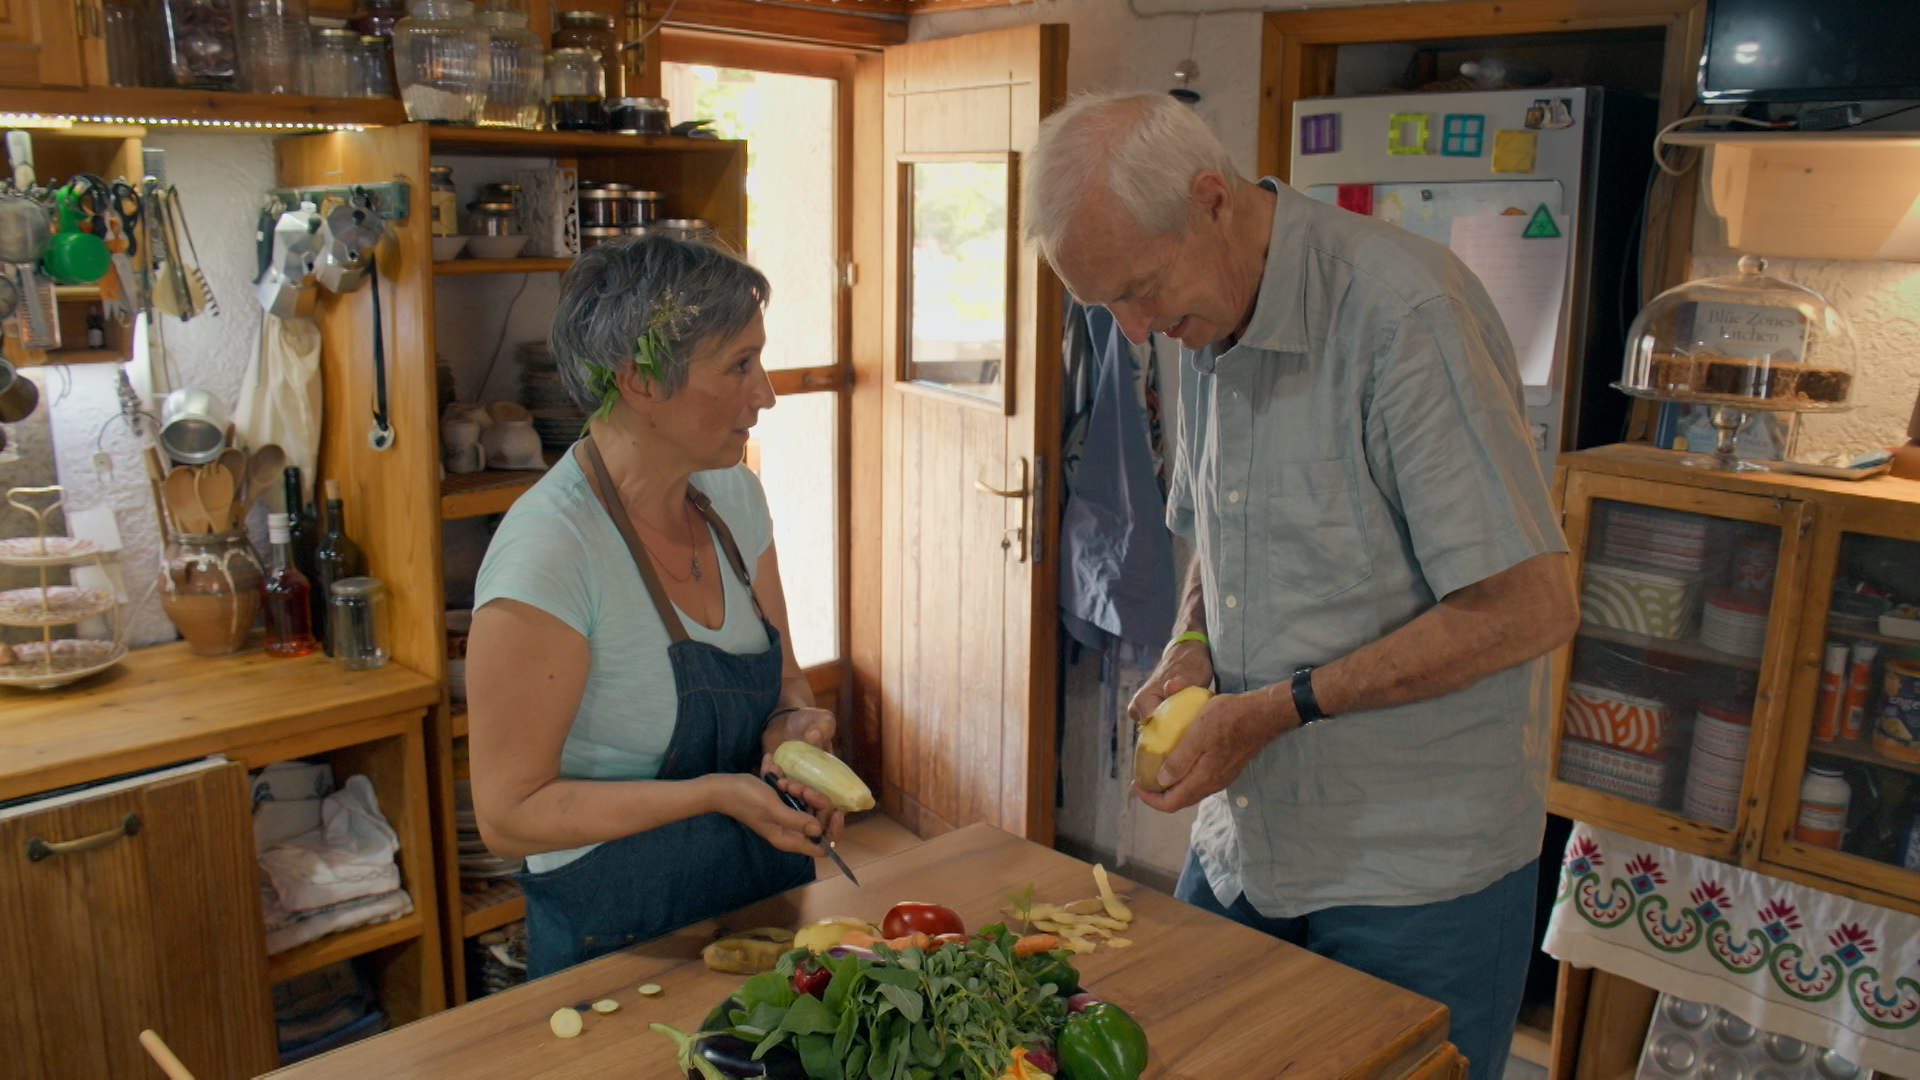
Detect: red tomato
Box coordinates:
(881, 902, 965, 939)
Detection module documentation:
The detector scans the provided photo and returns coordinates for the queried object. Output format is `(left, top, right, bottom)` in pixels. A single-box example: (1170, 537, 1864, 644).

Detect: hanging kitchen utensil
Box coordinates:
(168, 187, 218, 318)
(148, 181, 186, 318)
(0, 272, 17, 322)
(101, 181, 142, 321)
(41, 186, 111, 285)
(158, 387, 228, 465)
(0, 131, 49, 266)
(367, 256, 394, 451)
(313, 194, 383, 293)
(14, 265, 56, 349)
(256, 199, 320, 320)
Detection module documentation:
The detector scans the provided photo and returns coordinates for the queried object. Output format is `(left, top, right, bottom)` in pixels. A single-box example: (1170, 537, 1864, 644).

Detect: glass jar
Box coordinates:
(579, 226, 623, 250)
(630, 189, 663, 225)
(552, 9, 618, 98)
(606, 96, 669, 135)
(1793, 765, 1851, 849)
(392, 0, 489, 125)
(351, 0, 406, 37)
(428, 165, 458, 237)
(239, 0, 311, 94)
(467, 200, 515, 236)
(655, 218, 714, 245)
(158, 531, 265, 657)
(476, 2, 543, 129)
(311, 27, 361, 97)
(358, 34, 395, 97)
(546, 47, 606, 131)
(103, 0, 164, 87)
(158, 0, 241, 88)
(329, 576, 390, 670)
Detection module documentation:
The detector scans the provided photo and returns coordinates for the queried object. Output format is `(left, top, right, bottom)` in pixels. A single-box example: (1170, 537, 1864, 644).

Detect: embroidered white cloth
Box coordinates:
(1543, 821, 1920, 1078)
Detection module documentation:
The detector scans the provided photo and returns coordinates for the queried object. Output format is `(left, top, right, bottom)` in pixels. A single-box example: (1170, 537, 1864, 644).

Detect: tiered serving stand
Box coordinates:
(0, 486, 125, 689)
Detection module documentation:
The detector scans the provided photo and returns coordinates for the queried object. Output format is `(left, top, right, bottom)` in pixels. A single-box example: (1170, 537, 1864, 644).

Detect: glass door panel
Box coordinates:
(1794, 530, 1920, 873)
(1560, 498, 1781, 826)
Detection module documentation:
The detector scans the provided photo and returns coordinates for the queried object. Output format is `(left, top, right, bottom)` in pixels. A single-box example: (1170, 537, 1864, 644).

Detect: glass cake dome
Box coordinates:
(1616, 256, 1857, 471)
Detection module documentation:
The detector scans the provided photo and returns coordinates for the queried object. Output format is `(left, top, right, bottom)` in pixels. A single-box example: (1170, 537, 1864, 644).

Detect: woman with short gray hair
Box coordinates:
(466, 234, 845, 978)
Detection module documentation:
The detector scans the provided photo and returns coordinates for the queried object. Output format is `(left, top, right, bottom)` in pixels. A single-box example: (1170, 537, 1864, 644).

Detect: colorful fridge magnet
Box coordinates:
(1491, 129, 1538, 173)
(1525, 97, 1577, 130)
(1300, 112, 1339, 155)
(1523, 203, 1562, 238)
(1440, 114, 1486, 157)
(1387, 113, 1430, 155)
(1335, 183, 1374, 217)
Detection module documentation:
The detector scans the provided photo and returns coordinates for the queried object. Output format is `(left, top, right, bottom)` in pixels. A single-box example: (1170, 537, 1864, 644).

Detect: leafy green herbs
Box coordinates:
(676, 925, 1075, 1080)
(577, 291, 702, 434)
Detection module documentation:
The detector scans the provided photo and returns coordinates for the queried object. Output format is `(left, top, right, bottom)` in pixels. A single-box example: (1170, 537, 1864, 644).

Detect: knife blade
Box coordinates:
(763, 771, 859, 886)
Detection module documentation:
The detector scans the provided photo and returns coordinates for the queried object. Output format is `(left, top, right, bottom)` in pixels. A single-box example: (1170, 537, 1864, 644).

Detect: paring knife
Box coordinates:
(763, 771, 859, 886)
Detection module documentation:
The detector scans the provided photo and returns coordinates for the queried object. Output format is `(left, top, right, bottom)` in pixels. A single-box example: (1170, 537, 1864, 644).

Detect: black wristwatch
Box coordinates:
(1291, 665, 1330, 726)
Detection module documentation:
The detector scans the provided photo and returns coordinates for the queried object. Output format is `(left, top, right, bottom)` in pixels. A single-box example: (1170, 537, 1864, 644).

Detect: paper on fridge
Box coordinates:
(1449, 212, 1570, 389)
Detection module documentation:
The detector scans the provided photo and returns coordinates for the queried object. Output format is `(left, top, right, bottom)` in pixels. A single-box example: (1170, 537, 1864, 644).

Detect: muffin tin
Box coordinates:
(1636, 993, 1860, 1080)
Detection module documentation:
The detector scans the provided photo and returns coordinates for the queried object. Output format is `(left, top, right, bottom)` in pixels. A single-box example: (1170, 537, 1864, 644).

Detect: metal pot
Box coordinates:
(0, 192, 50, 265)
(159, 387, 229, 465)
(0, 359, 39, 423)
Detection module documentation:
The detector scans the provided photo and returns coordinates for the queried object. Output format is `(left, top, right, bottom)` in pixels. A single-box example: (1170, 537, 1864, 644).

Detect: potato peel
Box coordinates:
(1093, 864, 1133, 922)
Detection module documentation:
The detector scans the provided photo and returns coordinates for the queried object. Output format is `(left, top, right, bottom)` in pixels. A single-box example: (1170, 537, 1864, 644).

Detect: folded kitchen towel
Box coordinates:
(263, 887, 413, 955)
(258, 774, 402, 914)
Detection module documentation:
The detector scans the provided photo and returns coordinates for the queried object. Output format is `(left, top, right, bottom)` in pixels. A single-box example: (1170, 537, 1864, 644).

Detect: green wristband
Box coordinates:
(1165, 630, 1209, 654)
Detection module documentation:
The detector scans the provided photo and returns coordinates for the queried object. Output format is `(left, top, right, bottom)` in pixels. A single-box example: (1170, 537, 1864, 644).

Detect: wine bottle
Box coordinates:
(261, 513, 320, 657)
(315, 478, 367, 657)
(283, 467, 323, 636)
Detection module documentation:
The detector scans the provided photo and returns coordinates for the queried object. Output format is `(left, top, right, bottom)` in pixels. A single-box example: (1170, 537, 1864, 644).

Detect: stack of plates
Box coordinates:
(518, 342, 585, 451)
(1700, 589, 1769, 658)
(455, 777, 524, 879)
(1683, 703, 1751, 827)
(1600, 505, 1722, 574)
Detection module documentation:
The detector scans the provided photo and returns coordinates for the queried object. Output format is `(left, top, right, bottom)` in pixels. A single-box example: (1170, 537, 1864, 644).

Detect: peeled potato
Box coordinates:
(794, 916, 880, 953)
(1134, 686, 1213, 792)
(550, 1008, 584, 1038)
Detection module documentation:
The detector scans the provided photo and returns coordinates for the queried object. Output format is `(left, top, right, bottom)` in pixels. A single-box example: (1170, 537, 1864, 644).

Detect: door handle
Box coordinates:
(26, 812, 141, 862)
(974, 458, 1030, 562)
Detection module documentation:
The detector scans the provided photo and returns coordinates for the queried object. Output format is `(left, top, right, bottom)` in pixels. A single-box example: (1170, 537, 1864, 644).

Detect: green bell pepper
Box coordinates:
(1056, 1001, 1148, 1080)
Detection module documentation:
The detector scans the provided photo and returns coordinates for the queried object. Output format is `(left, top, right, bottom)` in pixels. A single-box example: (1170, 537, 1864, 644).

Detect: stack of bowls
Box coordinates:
(1700, 589, 1769, 658)
(1682, 703, 1751, 827)
(518, 341, 586, 451)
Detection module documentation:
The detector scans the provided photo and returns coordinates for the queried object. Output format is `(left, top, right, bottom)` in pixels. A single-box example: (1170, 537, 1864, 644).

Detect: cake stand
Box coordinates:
(0, 486, 126, 689)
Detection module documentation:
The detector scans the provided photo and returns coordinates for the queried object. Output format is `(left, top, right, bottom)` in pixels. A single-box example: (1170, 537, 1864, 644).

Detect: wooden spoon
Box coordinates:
(196, 462, 234, 533)
(244, 444, 287, 514)
(217, 446, 246, 507)
(164, 467, 209, 535)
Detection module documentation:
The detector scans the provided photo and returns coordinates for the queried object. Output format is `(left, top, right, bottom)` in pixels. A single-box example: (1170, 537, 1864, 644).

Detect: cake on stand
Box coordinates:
(0, 486, 125, 689)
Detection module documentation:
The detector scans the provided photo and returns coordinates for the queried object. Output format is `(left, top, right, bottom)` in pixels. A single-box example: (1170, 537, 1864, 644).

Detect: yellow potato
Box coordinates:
(1106, 937, 1133, 949)
(550, 1008, 584, 1038)
(592, 999, 620, 1014)
(793, 917, 877, 953)
(1134, 686, 1212, 792)
(637, 984, 663, 997)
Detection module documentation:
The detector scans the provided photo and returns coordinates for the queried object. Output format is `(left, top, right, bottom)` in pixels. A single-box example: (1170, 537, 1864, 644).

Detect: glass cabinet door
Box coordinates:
(1765, 516, 1920, 894)
(1552, 472, 1811, 859)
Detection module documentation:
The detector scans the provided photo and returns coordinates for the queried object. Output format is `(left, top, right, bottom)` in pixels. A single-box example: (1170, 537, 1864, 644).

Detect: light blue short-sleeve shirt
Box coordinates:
(474, 454, 774, 872)
(1166, 180, 1569, 917)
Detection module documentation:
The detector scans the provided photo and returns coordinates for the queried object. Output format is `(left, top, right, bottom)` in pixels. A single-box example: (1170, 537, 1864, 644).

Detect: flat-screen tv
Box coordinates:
(1701, 0, 1920, 104)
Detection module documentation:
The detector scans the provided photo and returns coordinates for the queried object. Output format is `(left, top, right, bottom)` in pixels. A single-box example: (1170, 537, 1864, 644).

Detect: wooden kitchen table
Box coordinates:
(266, 824, 1463, 1079)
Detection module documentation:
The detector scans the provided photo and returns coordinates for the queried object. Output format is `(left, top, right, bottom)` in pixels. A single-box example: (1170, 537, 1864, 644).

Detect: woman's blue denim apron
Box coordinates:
(516, 438, 815, 978)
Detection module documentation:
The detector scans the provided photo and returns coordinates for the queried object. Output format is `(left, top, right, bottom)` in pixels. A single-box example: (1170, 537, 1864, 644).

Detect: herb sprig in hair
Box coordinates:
(577, 291, 703, 435)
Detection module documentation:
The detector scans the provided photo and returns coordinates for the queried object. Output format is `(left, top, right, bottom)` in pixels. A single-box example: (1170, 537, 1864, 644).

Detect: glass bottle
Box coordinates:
(391, 0, 490, 125)
(476, 2, 544, 129)
(552, 10, 619, 98)
(283, 467, 323, 638)
(546, 47, 606, 131)
(359, 34, 396, 98)
(239, 0, 312, 95)
(261, 513, 320, 657)
(1794, 764, 1851, 850)
(311, 27, 362, 98)
(158, 0, 241, 88)
(329, 577, 391, 670)
(158, 531, 264, 656)
(315, 478, 368, 657)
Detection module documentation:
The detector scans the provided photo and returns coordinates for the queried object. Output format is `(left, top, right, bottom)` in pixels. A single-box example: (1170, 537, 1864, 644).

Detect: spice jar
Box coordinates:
(159, 531, 265, 656)
(630, 189, 663, 225)
(429, 165, 458, 237)
(476, 1, 543, 129)
(577, 188, 627, 228)
(607, 96, 669, 135)
(546, 47, 606, 131)
(579, 226, 624, 250)
(552, 9, 619, 98)
(655, 218, 715, 245)
(467, 200, 516, 237)
(328, 576, 390, 670)
(392, 0, 490, 124)
(1793, 764, 1851, 849)
(312, 27, 362, 97)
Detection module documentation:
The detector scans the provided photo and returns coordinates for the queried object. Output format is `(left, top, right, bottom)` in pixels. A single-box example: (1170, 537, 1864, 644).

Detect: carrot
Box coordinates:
(840, 930, 880, 949)
(1013, 934, 1060, 957)
(886, 930, 933, 952)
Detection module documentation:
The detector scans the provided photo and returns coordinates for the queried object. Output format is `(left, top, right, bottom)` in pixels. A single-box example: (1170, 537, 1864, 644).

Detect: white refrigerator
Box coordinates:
(1289, 86, 1657, 478)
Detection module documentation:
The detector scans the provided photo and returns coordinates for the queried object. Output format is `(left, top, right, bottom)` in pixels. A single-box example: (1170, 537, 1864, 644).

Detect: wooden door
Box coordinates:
(855, 24, 1066, 842)
(0, 0, 86, 88)
(0, 759, 276, 1080)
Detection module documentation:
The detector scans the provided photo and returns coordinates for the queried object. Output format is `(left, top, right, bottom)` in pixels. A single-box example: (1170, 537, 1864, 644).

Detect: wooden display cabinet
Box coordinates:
(274, 122, 747, 1005)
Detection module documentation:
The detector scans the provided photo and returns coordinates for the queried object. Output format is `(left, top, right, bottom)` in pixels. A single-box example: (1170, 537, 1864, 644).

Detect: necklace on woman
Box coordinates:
(643, 496, 703, 583)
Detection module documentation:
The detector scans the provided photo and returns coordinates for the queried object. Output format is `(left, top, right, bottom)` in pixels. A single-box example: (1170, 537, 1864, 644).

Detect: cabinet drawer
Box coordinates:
(0, 758, 275, 1080)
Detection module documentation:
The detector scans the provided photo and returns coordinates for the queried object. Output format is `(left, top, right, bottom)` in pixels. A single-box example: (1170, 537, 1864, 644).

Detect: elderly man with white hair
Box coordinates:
(1025, 92, 1580, 1080)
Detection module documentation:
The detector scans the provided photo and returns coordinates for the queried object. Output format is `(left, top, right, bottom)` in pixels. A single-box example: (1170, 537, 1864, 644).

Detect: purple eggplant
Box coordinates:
(650, 1024, 807, 1080)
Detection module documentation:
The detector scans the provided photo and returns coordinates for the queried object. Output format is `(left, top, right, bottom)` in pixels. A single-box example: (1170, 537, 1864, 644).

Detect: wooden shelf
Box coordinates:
(1807, 736, 1920, 778)
(460, 878, 525, 938)
(427, 126, 744, 156)
(1577, 623, 1765, 670)
(265, 913, 426, 984)
(434, 257, 573, 276)
(440, 466, 547, 519)
(1667, 129, 1920, 147)
(11, 347, 125, 367)
(1823, 621, 1920, 650)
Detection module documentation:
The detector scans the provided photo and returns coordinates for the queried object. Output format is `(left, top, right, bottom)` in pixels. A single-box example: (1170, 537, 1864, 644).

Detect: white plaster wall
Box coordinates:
(39, 131, 279, 647)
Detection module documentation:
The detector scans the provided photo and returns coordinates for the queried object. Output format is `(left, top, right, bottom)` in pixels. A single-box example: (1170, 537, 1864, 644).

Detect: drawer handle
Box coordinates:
(26, 812, 141, 862)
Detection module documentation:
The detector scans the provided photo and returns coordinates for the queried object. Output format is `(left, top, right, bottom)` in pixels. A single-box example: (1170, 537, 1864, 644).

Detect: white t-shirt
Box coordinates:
(474, 453, 774, 872)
